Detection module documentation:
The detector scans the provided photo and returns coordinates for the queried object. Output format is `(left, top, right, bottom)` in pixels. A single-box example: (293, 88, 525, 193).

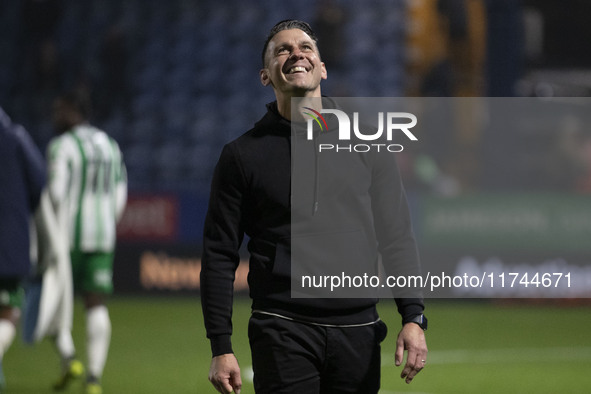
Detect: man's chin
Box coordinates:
(284, 80, 320, 94)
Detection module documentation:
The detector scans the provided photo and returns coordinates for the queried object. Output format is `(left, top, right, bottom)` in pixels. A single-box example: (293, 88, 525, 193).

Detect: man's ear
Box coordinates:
(260, 69, 271, 86)
(321, 62, 327, 80)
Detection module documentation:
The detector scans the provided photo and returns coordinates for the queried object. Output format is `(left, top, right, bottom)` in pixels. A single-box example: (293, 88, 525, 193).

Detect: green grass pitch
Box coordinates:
(4, 297, 591, 393)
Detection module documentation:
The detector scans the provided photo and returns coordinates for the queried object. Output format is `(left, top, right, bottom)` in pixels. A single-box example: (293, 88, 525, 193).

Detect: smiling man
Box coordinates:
(259, 24, 326, 117)
(200, 20, 428, 394)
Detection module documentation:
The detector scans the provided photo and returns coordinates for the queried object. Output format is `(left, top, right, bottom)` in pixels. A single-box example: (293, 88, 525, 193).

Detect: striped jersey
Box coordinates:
(47, 124, 127, 253)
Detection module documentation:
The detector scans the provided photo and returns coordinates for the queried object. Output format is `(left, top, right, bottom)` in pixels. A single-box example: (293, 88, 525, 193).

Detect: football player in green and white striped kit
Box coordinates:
(47, 90, 127, 394)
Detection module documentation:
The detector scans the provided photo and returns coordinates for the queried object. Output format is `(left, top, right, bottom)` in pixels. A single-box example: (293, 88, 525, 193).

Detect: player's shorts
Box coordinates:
(0, 278, 25, 308)
(70, 250, 114, 294)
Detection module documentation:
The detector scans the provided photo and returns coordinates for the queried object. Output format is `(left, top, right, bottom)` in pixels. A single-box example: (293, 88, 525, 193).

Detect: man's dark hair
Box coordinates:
(59, 89, 92, 119)
(261, 19, 319, 66)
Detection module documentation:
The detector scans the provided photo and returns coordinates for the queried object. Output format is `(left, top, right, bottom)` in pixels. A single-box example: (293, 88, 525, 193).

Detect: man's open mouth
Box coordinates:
(287, 66, 308, 74)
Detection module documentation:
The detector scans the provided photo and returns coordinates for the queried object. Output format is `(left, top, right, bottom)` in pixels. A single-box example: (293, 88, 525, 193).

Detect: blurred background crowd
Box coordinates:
(2, 0, 591, 199)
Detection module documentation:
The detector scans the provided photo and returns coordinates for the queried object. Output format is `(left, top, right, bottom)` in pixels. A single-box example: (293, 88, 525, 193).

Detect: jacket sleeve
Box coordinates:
(201, 143, 245, 356)
(114, 143, 128, 222)
(369, 151, 424, 323)
(46, 137, 70, 211)
(16, 124, 46, 210)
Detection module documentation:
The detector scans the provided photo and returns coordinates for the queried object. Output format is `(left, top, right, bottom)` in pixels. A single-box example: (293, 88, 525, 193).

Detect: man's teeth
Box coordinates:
(289, 66, 307, 74)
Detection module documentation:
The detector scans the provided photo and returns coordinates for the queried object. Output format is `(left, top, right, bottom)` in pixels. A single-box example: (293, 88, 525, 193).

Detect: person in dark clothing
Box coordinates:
(201, 20, 428, 394)
(0, 106, 46, 390)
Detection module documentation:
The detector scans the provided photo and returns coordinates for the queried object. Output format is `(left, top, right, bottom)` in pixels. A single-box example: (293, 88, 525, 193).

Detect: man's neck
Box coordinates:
(275, 89, 322, 121)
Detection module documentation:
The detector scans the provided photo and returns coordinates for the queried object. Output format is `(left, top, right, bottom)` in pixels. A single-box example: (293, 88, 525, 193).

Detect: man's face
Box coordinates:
(261, 29, 327, 97)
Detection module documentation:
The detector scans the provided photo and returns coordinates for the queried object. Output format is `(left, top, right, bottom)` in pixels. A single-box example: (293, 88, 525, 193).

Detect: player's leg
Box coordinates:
(53, 330, 84, 390)
(83, 293, 110, 394)
(81, 252, 114, 394)
(0, 307, 17, 393)
(53, 252, 83, 391)
(320, 320, 388, 394)
(0, 279, 23, 392)
(248, 313, 324, 394)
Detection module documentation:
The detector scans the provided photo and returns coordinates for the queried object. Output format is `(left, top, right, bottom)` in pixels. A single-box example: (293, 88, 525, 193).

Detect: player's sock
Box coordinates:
(86, 305, 111, 380)
(55, 328, 76, 361)
(0, 320, 16, 359)
(0, 320, 15, 391)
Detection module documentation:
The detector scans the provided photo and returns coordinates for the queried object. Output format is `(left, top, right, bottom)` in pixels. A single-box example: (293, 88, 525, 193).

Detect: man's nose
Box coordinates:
(289, 48, 305, 59)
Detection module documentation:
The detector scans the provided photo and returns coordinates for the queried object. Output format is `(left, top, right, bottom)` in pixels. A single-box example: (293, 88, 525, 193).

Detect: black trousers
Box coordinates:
(248, 313, 388, 394)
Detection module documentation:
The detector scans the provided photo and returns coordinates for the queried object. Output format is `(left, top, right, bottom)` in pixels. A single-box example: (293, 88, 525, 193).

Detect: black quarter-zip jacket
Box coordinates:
(201, 101, 424, 356)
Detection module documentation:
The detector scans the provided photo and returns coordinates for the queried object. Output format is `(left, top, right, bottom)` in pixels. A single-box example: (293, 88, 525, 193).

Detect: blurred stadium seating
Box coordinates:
(0, 0, 407, 194)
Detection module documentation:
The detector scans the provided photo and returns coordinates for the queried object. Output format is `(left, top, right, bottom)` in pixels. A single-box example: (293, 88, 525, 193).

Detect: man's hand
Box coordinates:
(395, 323, 428, 384)
(208, 353, 242, 394)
